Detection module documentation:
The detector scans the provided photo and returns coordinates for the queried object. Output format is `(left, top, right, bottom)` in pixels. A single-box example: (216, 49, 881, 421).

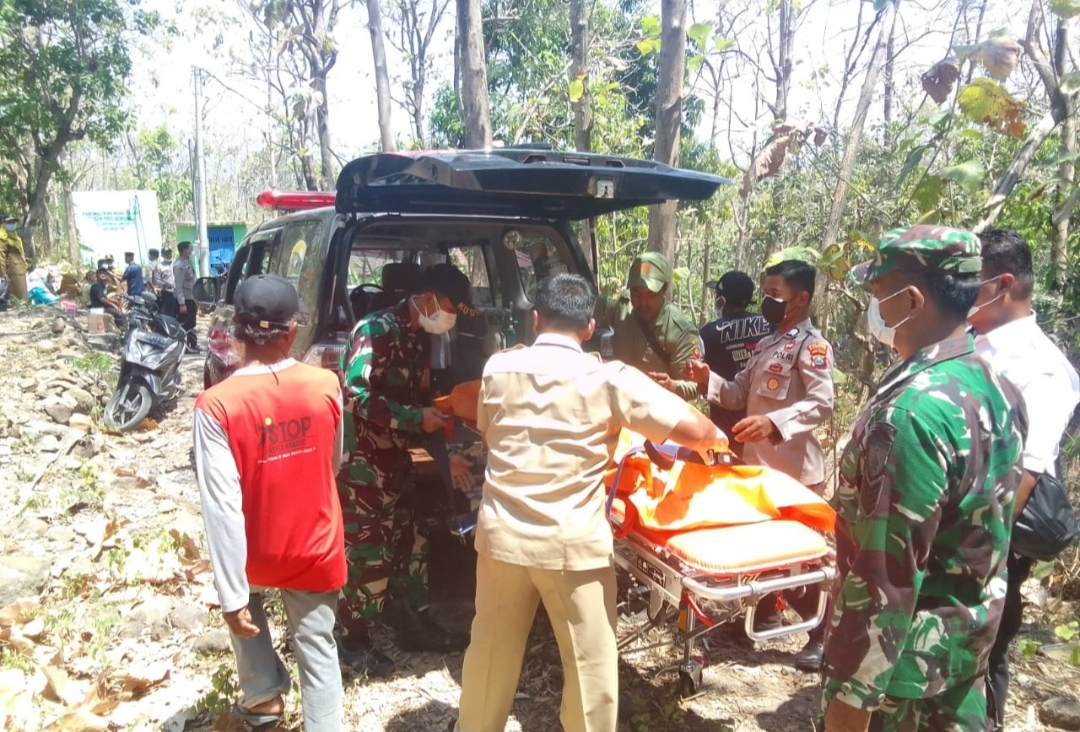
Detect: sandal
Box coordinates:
(231, 701, 282, 730)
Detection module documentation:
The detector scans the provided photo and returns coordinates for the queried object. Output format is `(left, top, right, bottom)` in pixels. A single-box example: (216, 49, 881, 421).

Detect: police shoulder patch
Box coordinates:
(859, 422, 897, 517)
(807, 341, 829, 370)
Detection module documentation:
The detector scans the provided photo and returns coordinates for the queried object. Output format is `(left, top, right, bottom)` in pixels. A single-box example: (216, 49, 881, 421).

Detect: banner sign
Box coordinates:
(70, 190, 163, 266)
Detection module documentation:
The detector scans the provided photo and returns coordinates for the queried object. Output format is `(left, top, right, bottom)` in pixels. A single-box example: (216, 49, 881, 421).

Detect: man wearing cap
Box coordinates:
(0, 214, 28, 301)
(194, 274, 345, 731)
(700, 271, 774, 458)
(153, 248, 178, 317)
(336, 262, 475, 670)
(595, 251, 701, 400)
(820, 225, 1026, 732)
(174, 241, 199, 351)
(122, 252, 145, 297)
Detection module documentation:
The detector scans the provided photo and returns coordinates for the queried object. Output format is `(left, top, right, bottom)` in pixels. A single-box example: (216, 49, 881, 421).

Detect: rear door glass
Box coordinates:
(348, 249, 402, 287)
(513, 234, 570, 301)
(445, 245, 498, 307)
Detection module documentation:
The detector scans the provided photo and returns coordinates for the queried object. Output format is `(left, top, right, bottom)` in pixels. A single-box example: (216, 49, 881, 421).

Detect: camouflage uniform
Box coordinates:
(823, 227, 1028, 731)
(337, 299, 432, 637)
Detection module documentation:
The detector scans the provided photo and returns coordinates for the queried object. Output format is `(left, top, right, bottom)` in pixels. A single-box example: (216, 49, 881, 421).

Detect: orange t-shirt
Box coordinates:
(195, 361, 346, 596)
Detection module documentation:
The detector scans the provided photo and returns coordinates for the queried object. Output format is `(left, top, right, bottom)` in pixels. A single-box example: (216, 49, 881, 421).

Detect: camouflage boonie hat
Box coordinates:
(851, 224, 982, 288)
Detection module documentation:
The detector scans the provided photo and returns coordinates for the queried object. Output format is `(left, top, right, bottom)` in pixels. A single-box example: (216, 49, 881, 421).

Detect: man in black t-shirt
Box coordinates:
(699, 271, 773, 457)
(90, 267, 125, 326)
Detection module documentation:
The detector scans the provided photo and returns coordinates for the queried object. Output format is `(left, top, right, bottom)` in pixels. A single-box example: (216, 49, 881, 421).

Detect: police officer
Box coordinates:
(700, 271, 773, 457)
(153, 248, 179, 317)
(685, 259, 834, 670)
(822, 225, 1027, 732)
(337, 263, 475, 672)
(595, 252, 701, 400)
(967, 229, 1080, 731)
(452, 274, 728, 732)
(174, 242, 199, 351)
(0, 214, 28, 301)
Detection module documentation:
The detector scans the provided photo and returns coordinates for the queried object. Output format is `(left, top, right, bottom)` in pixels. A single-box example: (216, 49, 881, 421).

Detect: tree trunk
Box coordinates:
(772, 0, 793, 123)
(64, 190, 80, 263)
(367, 0, 396, 152)
(1051, 110, 1075, 289)
(882, 20, 895, 153)
(457, 0, 492, 148)
(314, 76, 337, 187)
(570, 0, 592, 152)
(821, 1, 895, 254)
(647, 0, 687, 263)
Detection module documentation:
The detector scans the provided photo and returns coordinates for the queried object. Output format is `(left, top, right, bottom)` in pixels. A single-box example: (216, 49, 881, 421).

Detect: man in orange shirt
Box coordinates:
(194, 275, 346, 731)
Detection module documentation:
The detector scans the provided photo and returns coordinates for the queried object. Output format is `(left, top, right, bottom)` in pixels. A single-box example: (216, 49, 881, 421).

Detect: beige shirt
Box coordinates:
(476, 333, 689, 570)
(706, 318, 834, 485)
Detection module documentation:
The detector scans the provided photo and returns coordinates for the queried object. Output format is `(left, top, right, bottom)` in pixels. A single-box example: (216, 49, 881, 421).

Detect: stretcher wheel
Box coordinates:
(677, 658, 704, 698)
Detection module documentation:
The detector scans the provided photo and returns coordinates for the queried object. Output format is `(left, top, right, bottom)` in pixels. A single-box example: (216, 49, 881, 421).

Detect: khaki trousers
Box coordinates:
(455, 554, 618, 732)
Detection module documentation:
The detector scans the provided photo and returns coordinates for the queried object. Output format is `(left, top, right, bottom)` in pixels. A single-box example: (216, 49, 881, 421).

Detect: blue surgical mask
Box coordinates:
(4, 223, 16, 232)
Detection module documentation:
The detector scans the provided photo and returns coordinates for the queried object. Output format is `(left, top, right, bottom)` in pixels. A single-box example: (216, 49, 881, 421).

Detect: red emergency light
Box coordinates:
(256, 189, 336, 211)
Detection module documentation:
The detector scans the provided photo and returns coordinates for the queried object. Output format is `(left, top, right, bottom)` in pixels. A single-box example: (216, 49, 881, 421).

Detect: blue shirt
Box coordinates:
(123, 262, 145, 296)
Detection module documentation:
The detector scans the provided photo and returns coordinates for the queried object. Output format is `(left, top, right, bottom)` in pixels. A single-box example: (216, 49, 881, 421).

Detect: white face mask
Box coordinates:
(414, 296, 457, 335)
(866, 288, 911, 348)
(967, 275, 1004, 320)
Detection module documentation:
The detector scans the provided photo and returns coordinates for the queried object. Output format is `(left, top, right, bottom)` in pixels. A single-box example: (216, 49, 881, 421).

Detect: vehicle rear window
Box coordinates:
(445, 245, 497, 308)
(514, 234, 570, 301)
(348, 249, 401, 287)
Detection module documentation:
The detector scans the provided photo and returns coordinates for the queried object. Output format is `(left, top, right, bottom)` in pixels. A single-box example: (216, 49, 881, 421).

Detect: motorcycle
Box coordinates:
(103, 292, 186, 432)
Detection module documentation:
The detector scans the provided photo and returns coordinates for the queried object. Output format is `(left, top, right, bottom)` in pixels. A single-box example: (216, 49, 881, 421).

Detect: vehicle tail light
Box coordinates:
(304, 342, 346, 372)
(208, 325, 241, 366)
(255, 190, 336, 211)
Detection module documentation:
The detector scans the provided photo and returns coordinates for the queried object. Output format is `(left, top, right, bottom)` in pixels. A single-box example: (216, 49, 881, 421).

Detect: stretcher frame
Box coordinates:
(607, 445, 836, 697)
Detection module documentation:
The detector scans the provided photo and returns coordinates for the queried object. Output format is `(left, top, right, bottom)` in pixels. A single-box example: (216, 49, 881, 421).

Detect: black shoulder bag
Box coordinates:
(1012, 473, 1080, 560)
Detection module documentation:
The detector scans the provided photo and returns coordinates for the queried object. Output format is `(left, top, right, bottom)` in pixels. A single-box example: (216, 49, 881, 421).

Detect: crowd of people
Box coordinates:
(191, 224, 1077, 732)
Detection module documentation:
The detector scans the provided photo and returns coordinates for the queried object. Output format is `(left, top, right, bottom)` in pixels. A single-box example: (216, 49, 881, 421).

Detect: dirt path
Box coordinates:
(0, 308, 1075, 731)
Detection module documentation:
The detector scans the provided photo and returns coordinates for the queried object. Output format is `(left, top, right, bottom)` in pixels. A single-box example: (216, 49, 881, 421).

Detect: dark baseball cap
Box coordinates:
(705, 271, 755, 306)
(233, 274, 305, 331)
(419, 263, 478, 317)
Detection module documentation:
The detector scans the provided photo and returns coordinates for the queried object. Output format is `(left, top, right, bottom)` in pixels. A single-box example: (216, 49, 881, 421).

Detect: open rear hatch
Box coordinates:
(336, 149, 731, 220)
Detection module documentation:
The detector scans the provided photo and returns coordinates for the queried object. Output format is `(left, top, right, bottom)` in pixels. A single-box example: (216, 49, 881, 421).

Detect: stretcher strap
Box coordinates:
(683, 592, 714, 628)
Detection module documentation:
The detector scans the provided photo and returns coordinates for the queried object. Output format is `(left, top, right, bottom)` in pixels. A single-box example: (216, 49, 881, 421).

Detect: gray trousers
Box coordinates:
(230, 589, 342, 732)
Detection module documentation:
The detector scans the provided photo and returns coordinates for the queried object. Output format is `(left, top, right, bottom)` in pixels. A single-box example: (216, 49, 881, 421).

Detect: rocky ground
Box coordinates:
(0, 306, 1077, 732)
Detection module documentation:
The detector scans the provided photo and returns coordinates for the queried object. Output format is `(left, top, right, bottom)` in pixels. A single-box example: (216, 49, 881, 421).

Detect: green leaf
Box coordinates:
(1017, 638, 1041, 660)
(569, 78, 584, 103)
(1054, 622, 1079, 642)
(767, 246, 820, 268)
(1051, 0, 1080, 18)
(1071, 645, 1080, 667)
(913, 176, 944, 212)
(641, 15, 661, 37)
(672, 266, 691, 284)
(1031, 560, 1057, 580)
(688, 21, 712, 50)
(896, 145, 927, 189)
(636, 38, 660, 56)
(688, 55, 704, 74)
(714, 37, 735, 52)
(958, 79, 1027, 137)
(934, 160, 986, 194)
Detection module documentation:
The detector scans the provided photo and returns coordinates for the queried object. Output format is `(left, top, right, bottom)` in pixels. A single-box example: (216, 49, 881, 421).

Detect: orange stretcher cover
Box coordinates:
(605, 430, 835, 537)
(611, 498, 829, 574)
(433, 380, 481, 425)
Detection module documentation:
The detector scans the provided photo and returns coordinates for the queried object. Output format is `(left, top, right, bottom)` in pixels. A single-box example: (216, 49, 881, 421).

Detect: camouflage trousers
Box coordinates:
(823, 676, 987, 732)
(336, 420, 428, 638)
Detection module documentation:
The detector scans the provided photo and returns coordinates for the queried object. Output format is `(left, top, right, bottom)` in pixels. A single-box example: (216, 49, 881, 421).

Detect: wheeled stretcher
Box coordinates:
(607, 442, 837, 697)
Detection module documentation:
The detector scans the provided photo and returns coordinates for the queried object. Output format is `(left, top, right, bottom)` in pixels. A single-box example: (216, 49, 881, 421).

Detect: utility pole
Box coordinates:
(193, 67, 210, 277)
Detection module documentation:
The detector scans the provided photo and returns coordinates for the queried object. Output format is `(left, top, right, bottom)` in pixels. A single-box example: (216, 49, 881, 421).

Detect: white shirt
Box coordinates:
(975, 312, 1080, 476)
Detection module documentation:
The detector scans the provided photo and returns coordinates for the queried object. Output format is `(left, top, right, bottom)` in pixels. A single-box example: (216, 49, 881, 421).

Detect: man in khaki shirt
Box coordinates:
(453, 274, 728, 732)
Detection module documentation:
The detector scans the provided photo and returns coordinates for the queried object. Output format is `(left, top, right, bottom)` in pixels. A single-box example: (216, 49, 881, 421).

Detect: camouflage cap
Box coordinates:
(851, 224, 982, 288)
(627, 251, 670, 293)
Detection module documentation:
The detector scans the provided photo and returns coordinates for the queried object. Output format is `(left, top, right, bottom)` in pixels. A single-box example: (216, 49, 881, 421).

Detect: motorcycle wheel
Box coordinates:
(103, 382, 153, 432)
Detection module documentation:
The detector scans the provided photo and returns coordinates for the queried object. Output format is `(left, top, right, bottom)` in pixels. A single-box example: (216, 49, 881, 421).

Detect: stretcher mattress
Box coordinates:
(611, 498, 829, 576)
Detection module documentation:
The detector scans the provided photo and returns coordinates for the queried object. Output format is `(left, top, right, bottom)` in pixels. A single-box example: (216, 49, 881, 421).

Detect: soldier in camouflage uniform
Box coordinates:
(337, 263, 474, 671)
(821, 225, 1028, 732)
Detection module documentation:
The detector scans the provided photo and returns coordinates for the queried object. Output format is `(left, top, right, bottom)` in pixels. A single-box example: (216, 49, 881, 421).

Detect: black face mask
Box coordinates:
(761, 295, 788, 325)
